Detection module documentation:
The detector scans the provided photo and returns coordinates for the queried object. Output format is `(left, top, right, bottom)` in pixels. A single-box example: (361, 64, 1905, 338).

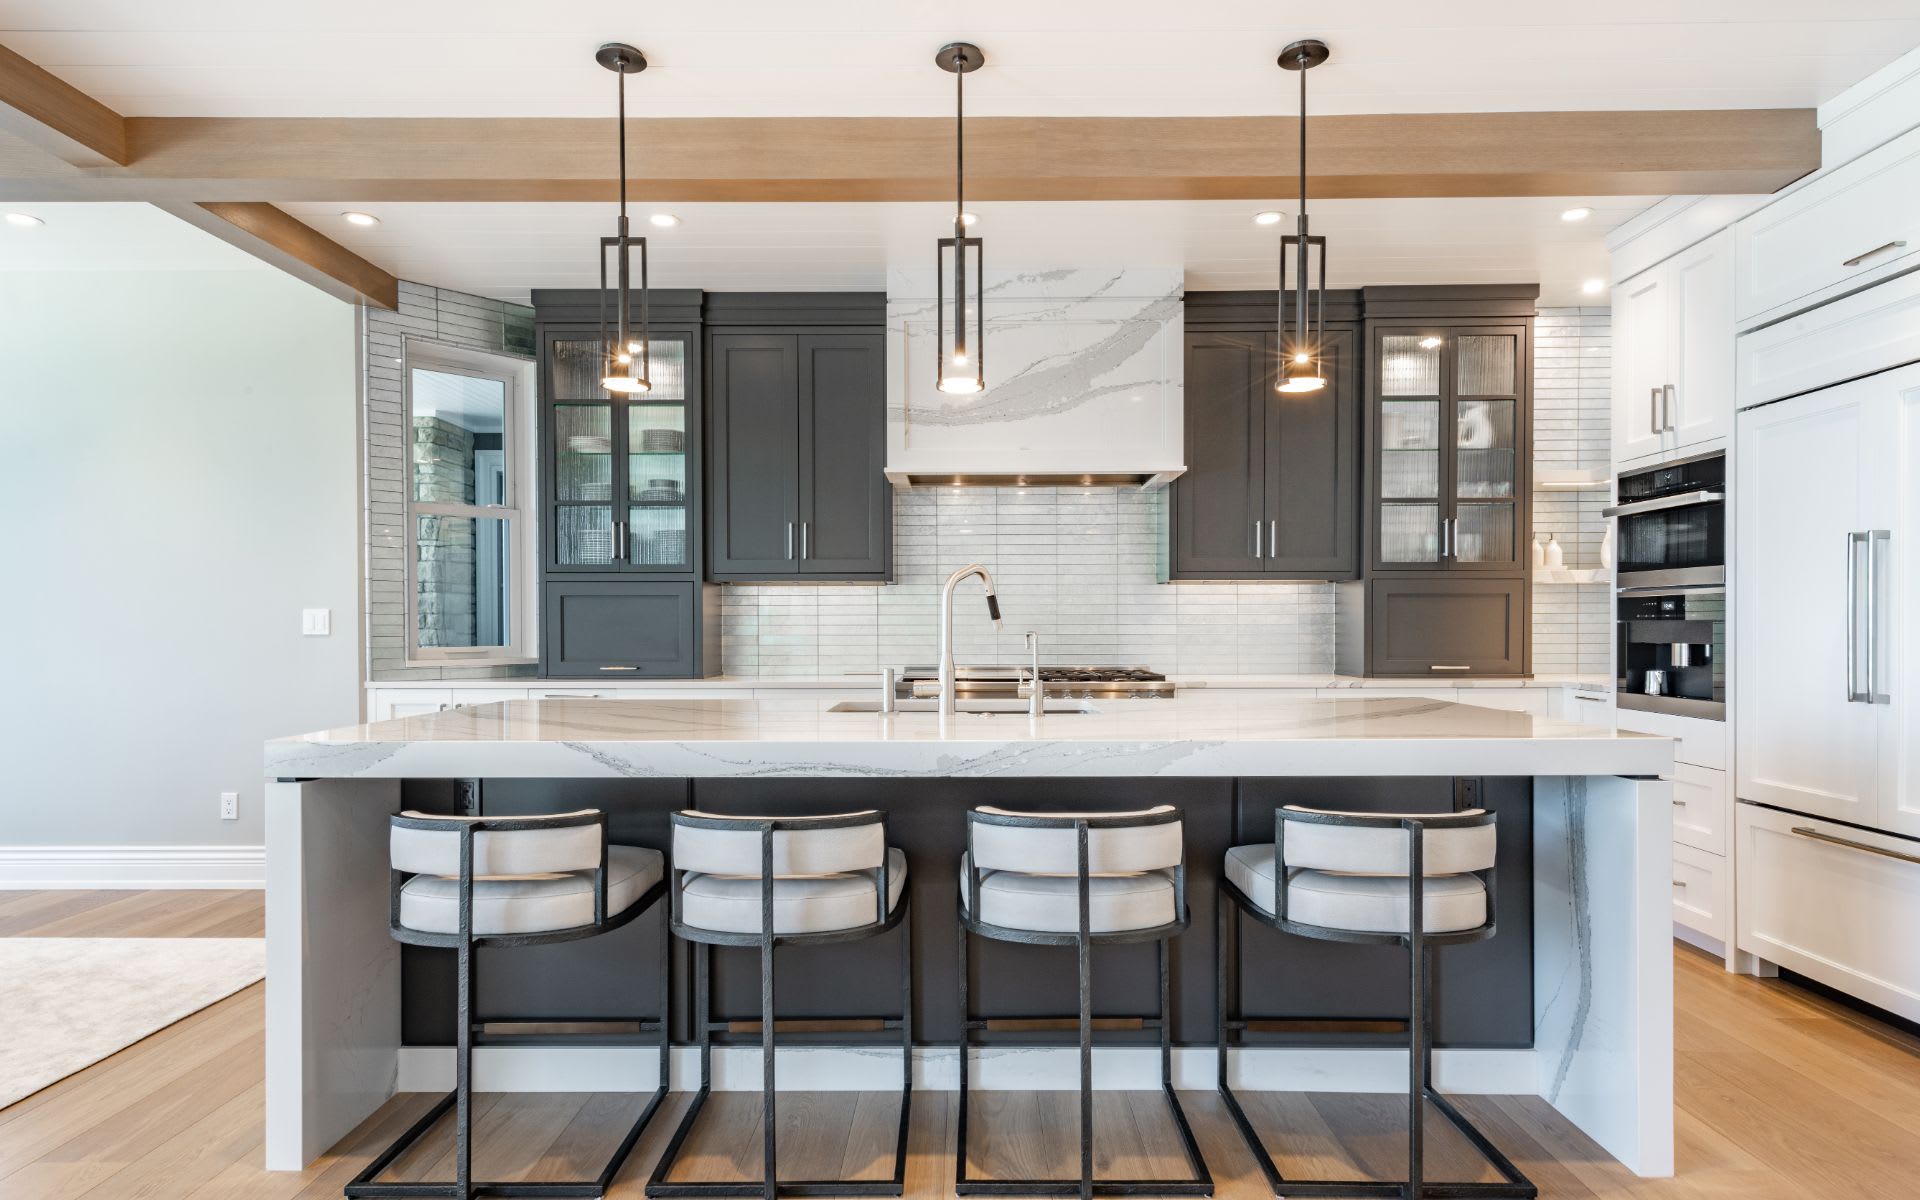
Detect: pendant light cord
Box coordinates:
(618, 64, 628, 225)
(955, 52, 965, 231)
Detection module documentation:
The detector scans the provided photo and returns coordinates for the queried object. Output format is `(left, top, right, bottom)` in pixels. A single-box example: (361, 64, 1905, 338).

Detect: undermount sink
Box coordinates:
(829, 698, 1101, 716)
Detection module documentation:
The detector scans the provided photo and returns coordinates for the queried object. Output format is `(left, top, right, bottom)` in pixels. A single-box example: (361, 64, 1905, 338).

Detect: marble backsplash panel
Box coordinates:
(721, 486, 1335, 677)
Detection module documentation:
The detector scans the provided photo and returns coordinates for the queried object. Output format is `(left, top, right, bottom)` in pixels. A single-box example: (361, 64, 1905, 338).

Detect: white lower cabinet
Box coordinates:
(1558, 690, 1617, 727)
(372, 689, 452, 721)
(1671, 842, 1727, 944)
(1456, 688, 1549, 715)
(452, 688, 528, 708)
(1671, 762, 1726, 855)
(1737, 803, 1920, 1023)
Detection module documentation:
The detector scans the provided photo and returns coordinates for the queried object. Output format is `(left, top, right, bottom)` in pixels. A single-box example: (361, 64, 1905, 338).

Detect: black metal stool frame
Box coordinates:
(1215, 806, 1536, 1200)
(646, 810, 912, 1200)
(349, 810, 671, 1200)
(955, 806, 1213, 1200)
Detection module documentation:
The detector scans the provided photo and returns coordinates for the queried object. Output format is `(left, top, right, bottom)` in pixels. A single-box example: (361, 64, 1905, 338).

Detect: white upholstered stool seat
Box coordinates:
(398, 844, 664, 936)
(1223, 844, 1487, 934)
(960, 851, 1177, 933)
(678, 847, 908, 935)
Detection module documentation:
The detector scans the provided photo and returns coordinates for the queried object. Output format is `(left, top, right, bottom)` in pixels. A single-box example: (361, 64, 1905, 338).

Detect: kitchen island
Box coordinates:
(264, 692, 1674, 1178)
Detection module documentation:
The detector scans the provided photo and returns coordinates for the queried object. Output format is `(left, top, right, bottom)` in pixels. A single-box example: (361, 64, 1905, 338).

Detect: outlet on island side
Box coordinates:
(220, 791, 239, 821)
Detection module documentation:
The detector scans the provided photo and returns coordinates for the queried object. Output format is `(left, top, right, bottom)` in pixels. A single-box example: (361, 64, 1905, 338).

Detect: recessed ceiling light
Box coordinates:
(1560, 207, 1593, 223)
(341, 211, 380, 227)
(1581, 277, 1606, 295)
(649, 212, 680, 228)
(1253, 210, 1284, 226)
(5, 212, 44, 227)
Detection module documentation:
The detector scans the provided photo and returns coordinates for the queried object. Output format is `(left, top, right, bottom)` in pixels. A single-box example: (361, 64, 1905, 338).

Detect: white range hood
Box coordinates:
(884, 267, 1185, 489)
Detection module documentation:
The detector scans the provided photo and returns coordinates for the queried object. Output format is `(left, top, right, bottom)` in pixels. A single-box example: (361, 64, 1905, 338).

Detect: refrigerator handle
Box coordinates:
(1848, 531, 1869, 703)
(1871, 529, 1891, 704)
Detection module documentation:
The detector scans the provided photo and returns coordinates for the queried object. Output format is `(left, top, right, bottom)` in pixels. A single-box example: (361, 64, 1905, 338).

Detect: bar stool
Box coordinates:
(348, 809, 670, 1200)
(1215, 804, 1537, 1200)
(955, 805, 1212, 1200)
(647, 810, 912, 1200)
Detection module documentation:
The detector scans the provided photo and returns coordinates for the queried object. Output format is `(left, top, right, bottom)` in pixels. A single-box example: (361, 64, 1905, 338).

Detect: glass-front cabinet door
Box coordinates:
(546, 332, 694, 573)
(1374, 332, 1445, 569)
(1370, 324, 1527, 574)
(1449, 331, 1522, 572)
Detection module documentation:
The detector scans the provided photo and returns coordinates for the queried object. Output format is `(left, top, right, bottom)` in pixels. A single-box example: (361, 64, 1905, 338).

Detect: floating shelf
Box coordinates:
(1534, 567, 1610, 584)
(1534, 465, 1611, 491)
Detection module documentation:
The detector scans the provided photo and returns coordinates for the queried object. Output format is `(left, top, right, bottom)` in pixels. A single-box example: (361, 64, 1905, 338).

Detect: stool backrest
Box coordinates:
(968, 805, 1183, 874)
(672, 810, 885, 877)
(1278, 806, 1497, 876)
(390, 809, 604, 877)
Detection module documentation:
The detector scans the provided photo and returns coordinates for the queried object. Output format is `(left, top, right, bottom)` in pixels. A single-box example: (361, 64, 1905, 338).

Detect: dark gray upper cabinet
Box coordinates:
(1172, 298, 1359, 580)
(706, 296, 889, 581)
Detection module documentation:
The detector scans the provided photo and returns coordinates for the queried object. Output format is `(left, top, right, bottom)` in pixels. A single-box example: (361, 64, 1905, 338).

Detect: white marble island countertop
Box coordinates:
(269, 692, 1670, 780)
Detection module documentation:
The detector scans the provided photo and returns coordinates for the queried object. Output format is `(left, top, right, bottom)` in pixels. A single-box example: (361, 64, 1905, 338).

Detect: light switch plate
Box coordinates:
(302, 608, 331, 636)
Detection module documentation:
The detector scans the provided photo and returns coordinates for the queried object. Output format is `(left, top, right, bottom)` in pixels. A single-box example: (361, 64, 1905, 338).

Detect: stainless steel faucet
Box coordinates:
(938, 564, 1001, 718)
(1024, 631, 1043, 718)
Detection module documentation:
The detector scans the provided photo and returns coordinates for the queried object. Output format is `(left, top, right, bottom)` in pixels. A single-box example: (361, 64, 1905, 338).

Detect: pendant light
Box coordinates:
(1276, 38, 1330, 394)
(935, 42, 986, 395)
(597, 42, 651, 395)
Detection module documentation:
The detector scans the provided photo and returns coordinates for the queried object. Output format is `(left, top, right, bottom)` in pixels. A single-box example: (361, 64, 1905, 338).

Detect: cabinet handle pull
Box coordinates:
(1663, 383, 1676, 432)
(786, 522, 795, 561)
(1842, 240, 1907, 268)
(1847, 531, 1868, 702)
(1672, 879, 1687, 888)
(598, 666, 637, 672)
(801, 522, 810, 560)
(1429, 665, 1471, 672)
(1790, 826, 1920, 867)
(1870, 530, 1890, 704)
(1650, 387, 1661, 435)
(1268, 519, 1276, 559)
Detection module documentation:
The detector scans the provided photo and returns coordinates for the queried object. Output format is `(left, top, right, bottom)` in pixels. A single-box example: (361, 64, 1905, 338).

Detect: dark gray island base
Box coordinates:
(397, 775, 1534, 1050)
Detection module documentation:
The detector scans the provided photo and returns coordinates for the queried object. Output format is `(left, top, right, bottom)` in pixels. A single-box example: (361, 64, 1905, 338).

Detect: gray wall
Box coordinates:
(0, 269, 361, 847)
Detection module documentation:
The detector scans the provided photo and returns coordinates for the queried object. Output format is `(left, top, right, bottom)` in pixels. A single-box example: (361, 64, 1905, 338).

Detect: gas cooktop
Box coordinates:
(894, 666, 1175, 700)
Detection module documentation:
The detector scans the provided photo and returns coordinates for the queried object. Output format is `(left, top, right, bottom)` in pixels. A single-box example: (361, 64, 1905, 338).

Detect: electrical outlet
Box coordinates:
(302, 608, 331, 636)
(220, 791, 239, 821)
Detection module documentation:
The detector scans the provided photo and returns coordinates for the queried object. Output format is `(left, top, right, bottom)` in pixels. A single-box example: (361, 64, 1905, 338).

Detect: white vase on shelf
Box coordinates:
(1544, 534, 1565, 571)
(1599, 525, 1614, 571)
(1531, 535, 1547, 569)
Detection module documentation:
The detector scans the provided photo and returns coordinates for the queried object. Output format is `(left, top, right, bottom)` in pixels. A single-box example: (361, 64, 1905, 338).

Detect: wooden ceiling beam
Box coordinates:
(161, 202, 399, 310)
(0, 108, 1817, 203)
(0, 42, 127, 167)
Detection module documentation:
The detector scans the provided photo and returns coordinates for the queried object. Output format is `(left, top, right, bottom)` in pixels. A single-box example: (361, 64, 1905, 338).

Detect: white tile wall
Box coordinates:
(1530, 306, 1613, 676)
(722, 487, 1335, 676)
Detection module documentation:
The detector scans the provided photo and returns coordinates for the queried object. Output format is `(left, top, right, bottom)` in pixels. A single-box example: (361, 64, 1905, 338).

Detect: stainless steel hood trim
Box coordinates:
(1603, 489, 1725, 518)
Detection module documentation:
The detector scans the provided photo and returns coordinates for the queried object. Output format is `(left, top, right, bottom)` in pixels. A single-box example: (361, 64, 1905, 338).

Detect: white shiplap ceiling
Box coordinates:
(3, 1, 1915, 118)
(275, 197, 1662, 308)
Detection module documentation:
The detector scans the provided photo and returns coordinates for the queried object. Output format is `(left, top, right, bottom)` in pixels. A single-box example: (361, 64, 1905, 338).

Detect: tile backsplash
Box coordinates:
(721, 487, 1335, 676)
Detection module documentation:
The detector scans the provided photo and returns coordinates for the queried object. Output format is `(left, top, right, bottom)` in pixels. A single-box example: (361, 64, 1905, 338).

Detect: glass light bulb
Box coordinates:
(952, 353, 968, 366)
(938, 375, 982, 395)
(1293, 352, 1309, 363)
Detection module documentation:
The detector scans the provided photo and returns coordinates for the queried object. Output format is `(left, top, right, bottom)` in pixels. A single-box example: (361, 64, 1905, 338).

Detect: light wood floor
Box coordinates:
(3, 889, 1918, 1198)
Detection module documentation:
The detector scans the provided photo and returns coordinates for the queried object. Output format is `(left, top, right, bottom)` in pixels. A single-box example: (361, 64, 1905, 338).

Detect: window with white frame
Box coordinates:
(404, 341, 537, 664)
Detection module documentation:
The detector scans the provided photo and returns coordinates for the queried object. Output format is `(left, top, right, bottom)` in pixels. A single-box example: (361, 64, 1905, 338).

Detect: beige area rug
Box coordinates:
(0, 937, 265, 1108)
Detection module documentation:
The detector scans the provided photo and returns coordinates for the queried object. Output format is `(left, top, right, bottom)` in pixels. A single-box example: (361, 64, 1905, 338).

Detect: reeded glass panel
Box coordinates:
(1380, 335, 1441, 396)
(1454, 503, 1515, 565)
(415, 515, 511, 647)
(1456, 335, 1517, 395)
(551, 339, 604, 400)
(1380, 503, 1440, 564)
(640, 339, 688, 401)
(1455, 398, 1516, 499)
(555, 404, 612, 501)
(555, 505, 614, 567)
(411, 369, 506, 505)
(628, 406, 688, 502)
(1379, 400, 1440, 500)
(629, 505, 688, 567)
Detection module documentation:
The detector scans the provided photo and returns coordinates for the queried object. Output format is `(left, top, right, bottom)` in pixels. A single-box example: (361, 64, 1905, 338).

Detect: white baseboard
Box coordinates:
(1672, 924, 1725, 959)
(0, 845, 266, 889)
(396, 1045, 1541, 1096)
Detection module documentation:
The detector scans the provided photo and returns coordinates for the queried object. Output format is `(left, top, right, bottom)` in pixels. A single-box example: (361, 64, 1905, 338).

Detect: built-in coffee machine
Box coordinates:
(1616, 588, 1725, 719)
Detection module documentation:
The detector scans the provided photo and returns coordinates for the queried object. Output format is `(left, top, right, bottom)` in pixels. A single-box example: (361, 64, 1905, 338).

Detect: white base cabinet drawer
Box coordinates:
(1671, 842, 1727, 943)
(1671, 763, 1726, 855)
(1617, 707, 1724, 772)
(1456, 688, 1550, 716)
(1736, 804, 1920, 1023)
